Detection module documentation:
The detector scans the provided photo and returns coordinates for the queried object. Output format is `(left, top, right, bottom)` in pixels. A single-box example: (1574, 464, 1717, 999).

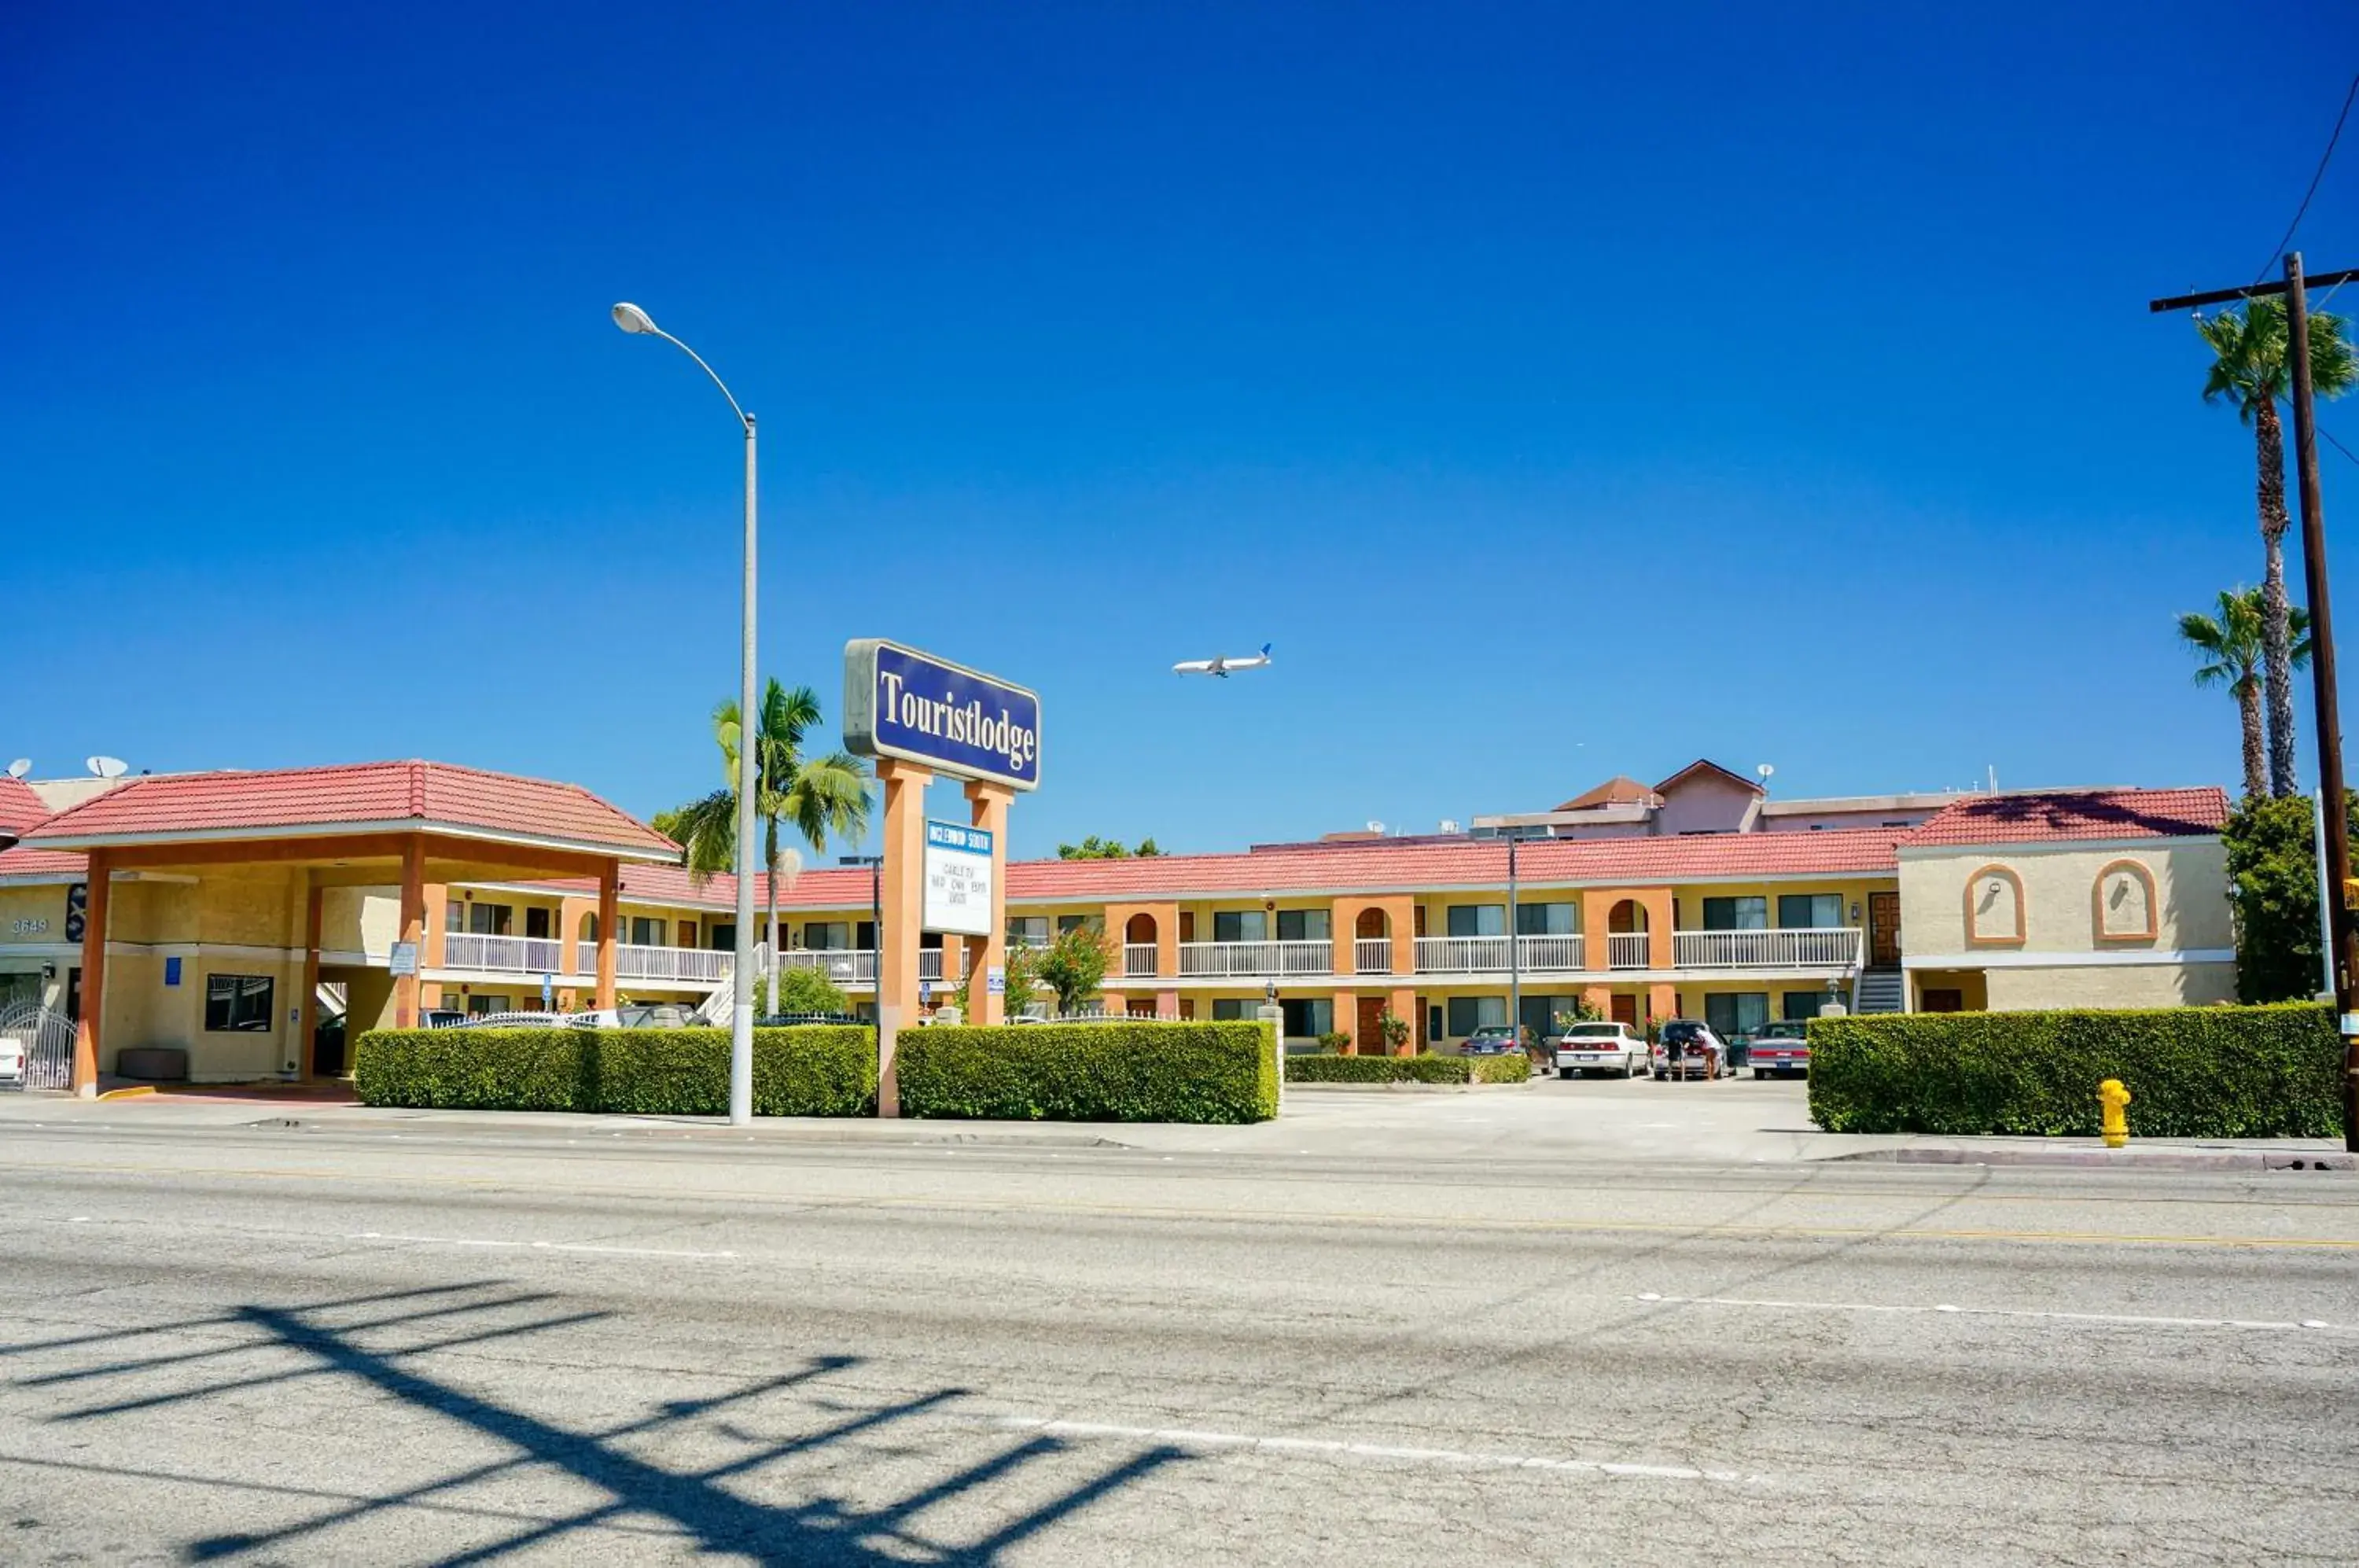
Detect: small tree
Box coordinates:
(2224, 790, 2357, 1003)
(952, 935, 1049, 1018)
(762, 965, 852, 1018)
(1035, 923, 1114, 1016)
(1056, 835, 1164, 860)
(1378, 1008, 1411, 1055)
(1551, 998, 1605, 1032)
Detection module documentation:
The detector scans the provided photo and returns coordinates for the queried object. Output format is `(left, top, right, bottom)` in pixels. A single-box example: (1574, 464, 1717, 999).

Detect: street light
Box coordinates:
(840, 854, 885, 1021)
(613, 301, 760, 1127)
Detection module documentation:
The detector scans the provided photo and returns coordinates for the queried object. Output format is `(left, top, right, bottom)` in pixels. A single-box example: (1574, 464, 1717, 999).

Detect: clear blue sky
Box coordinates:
(6, 2, 2355, 859)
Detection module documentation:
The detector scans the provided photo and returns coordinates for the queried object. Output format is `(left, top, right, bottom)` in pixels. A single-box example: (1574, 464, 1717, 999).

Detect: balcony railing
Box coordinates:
(1123, 943, 1158, 977)
(572, 942, 733, 985)
(1411, 934, 1586, 974)
(1352, 937, 1393, 974)
(1177, 940, 1334, 977)
(1673, 928, 1862, 970)
(440, 933, 565, 975)
(1606, 933, 1652, 969)
(776, 948, 874, 984)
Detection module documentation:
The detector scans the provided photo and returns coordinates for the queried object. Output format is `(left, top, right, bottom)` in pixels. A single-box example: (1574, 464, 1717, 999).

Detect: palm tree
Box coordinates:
(2197, 299, 2357, 796)
(657, 681, 869, 995)
(2180, 588, 2313, 799)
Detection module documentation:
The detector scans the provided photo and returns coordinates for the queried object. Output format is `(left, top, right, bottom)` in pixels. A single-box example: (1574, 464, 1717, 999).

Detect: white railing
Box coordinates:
(573, 942, 734, 985)
(1412, 934, 1588, 974)
(440, 933, 565, 975)
(1177, 940, 1334, 977)
(1673, 928, 1863, 970)
(1123, 942, 1158, 977)
(1607, 933, 1652, 968)
(1352, 937, 1393, 974)
(775, 948, 875, 984)
(918, 948, 971, 982)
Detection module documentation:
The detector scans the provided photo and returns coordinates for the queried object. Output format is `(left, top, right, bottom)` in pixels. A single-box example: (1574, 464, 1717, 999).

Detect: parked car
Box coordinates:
(617, 1003, 695, 1029)
(1459, 1024, 1533, 1059)
(0, 1032, 24, 1088)
(1650, 1019, 1725, 1080)
(1551, 1021, 1646, 1078)
(1746, 1020, 1812, 1078)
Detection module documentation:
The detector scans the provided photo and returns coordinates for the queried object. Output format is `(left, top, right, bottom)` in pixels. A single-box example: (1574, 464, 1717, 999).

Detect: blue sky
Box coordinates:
(6, 2, 2356, 859)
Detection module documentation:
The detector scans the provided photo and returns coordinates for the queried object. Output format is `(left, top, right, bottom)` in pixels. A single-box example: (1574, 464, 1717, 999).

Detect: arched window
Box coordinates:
(1965, 865, 2025, 946)
(2093, 859, 2158, 942)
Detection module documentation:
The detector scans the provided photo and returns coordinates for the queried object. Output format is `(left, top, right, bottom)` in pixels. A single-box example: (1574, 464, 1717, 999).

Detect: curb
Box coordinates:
(94, 1085, 156, 1101)
(1284, 1080, 1534, 1094)
(1831, 1147, 2354, 1172)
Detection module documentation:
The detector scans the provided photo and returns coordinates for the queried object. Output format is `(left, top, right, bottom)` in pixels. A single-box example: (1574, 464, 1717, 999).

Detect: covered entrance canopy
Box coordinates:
(17, 761, 679, 1093)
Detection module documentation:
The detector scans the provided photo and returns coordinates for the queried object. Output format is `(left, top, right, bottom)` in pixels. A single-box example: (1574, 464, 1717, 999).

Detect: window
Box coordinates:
(1515, 902, 1577, 935)
(1701, 896, 1767, 931)
(1007, 916, 1050, 948)
(1211, 998, 1253, 1021)
(856, 921, 877, 950)
(1275, 908, 1330, 941)
(803, 922, 851, 950)
(1213, 910, 1268, 944)
(1704, 992, 1769, 1039)
(466, 993, 513, 1017)
(525, 908, 552, 940)
(1782, 990, 1830, 1021)
(469, 903, 513, 936)
(204, 974, 275, 1032)
(1280, 998, 1332, 1038)
(1445, 996, 1507, 1036)
(1778, 893, 1843, 929)
(629, 916, 666, 947)
(1057, 914, 1101, 937)
(1446, 904, 1505, 937)
(708, 923, 735, 951)
(445, 901, 466, 933)
(1521, 994, 1576, 1037)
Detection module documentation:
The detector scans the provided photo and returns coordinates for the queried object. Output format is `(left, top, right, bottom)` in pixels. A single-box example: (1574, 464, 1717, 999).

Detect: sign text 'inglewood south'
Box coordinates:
(843, 640, 1041, 791)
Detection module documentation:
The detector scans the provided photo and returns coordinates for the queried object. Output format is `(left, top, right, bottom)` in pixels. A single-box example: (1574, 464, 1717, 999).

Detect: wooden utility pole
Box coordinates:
(2151, 255, 2359, 1152)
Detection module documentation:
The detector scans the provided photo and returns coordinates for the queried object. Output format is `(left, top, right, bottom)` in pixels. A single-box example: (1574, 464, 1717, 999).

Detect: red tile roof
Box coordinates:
(1901, 788, 2229, 848)
(0, 776, 46, 840)
(1552, 775, 1658, 812)
(20, 761, 679, 860)
(0, 845, 86, 883)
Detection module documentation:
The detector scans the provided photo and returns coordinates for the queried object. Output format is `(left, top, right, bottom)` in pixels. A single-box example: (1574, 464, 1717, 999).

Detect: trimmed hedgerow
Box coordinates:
(1806, 1003, 2342, 1137)
(895, 1021, 1275, 1123)
(353, 1026, 876, 1117)
(1285, 1052, 1533, 1085)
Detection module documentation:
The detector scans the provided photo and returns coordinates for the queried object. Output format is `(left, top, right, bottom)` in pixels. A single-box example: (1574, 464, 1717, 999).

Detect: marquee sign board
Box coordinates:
(843, 639, 1040, 791)
(922, 820, 994, 937)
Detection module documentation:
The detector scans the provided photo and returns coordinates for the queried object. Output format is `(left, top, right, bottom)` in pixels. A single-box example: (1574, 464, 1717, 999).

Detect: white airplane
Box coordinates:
(1173, 642, 1273, 678)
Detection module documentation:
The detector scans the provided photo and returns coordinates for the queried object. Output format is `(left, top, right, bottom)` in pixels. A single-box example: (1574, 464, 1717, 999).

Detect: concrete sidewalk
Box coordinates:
(4, 1076, 2345, 1169)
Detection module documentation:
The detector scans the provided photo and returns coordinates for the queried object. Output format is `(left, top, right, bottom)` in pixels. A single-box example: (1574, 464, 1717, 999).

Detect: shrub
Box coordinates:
(896, 1020, 1275, 1123)
(1316, 1030, 1352, 1052)
(354, 1025, 875, 1117)
(1284, 1051, 1529, 1085)
(1807, 1004, 2342, 1137)
(759, 966, 853, 1018)
(2224, 792, 2357, 1003)
(1471, 1052, 1533, 1084)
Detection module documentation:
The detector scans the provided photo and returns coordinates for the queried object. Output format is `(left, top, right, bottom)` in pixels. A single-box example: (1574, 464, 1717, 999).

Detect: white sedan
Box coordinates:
(1552, 1021, 1647, 1078)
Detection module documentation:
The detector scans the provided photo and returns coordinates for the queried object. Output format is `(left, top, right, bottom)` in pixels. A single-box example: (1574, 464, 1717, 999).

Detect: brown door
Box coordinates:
(1356, 996, 1386, 1055)
(1868, 893, 1901, 966)
(1610, 993, 1639, 1027)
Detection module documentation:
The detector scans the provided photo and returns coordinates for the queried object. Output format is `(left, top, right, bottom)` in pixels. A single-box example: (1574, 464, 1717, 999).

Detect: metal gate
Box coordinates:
(0, 1003, 75, 1091)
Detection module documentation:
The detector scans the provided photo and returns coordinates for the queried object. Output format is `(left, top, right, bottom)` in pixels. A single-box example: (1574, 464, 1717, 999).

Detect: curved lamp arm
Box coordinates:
(646, 326, 752, 432)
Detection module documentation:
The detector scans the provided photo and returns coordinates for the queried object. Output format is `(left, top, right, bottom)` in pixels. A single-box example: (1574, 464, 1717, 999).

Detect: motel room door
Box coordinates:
(1609, 993, 1639, 1028)
(1356, 996, 1385, 1053)
(1868, 893, 1901, 966)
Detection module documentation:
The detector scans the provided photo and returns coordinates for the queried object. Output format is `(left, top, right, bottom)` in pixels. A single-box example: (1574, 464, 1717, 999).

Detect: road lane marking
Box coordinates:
(1633, 1292, 2350, 1334)
(347, 1232, 738, 1260)
(986, 1416, 1763, 1484)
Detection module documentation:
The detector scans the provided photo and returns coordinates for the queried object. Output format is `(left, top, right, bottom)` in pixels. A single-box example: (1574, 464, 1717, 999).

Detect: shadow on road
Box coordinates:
(6, 1279, 1183, 1564)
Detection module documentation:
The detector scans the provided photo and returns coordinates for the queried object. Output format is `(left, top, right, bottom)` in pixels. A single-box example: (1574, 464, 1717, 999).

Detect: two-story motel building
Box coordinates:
(0, 758, 2235, 1083)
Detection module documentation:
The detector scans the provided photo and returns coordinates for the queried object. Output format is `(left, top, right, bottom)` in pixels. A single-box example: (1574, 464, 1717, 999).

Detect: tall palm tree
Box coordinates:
(2180, 587, 2312, 800)
(657, 681, 869, 996)
(2197, 298, 2357, 796)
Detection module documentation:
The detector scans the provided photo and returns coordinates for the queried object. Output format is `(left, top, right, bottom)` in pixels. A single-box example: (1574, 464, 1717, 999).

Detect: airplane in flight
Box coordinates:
(1173, 642, 1273, 678)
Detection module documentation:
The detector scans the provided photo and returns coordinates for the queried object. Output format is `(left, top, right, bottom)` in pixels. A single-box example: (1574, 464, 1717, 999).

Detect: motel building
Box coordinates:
(0, 758, 2236, 1084)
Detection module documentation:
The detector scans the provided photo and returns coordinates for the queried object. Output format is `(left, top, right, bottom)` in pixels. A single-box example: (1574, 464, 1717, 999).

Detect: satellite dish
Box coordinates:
(5, 759, 28, 779)
(1756, 763, 1776, 781)
(87, 756, 128, 779)
(1366, 820, 1386, 834)
(1438, 819, 1461, 834)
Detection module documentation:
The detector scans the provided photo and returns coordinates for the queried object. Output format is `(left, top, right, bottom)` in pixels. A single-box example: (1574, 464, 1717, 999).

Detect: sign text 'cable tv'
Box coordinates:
(842, 639, 1040, 791)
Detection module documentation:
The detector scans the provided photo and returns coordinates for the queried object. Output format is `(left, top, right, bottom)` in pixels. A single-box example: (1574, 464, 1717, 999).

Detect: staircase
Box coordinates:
(691, 943, 770, 1025)
(1852, 966, 1904, 1014)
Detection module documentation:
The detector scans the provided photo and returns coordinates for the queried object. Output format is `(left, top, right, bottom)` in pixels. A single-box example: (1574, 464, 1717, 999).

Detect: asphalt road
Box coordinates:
(1, 1113, 2354, 1566)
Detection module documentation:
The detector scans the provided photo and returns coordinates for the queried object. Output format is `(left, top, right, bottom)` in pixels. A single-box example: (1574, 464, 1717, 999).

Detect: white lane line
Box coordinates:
(346, 1231, 737, 1260)
(1633, 1292, 2344, 1333)
(987, 1416, 1760, 1484)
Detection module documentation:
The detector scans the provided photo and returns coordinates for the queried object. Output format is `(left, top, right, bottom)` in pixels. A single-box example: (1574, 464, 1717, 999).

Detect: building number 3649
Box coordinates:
(9, 917, 50, 936)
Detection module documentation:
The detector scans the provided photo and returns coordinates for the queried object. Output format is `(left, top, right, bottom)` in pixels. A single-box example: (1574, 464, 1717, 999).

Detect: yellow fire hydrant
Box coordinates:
(2099, 1078, 2132, 1150)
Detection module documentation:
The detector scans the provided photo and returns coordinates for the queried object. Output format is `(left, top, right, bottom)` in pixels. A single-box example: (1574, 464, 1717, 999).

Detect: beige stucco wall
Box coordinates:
(1897, 839, 2232, 959)
(1982, 962, 2238, 1010)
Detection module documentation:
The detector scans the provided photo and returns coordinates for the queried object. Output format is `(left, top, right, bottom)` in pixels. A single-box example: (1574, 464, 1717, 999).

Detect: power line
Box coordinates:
(2324, 424, 2359, 467)
(2254, 68, 2359, 287)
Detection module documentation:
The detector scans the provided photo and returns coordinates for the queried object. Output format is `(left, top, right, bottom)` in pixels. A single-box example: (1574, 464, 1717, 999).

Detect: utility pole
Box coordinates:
(2152, 256, 2359, 1153)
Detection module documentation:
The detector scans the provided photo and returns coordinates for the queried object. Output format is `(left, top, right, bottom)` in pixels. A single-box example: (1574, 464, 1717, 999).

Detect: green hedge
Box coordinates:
(895, 1021, 1275, 1123)
(1807, 1004, 2343, 1137)
(1284, 1052, 1533, 1085)
(353, 1026, 876, 1116)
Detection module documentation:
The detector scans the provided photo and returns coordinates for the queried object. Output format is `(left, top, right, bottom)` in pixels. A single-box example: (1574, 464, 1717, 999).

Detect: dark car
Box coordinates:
(1650, 1019, 1725, 1080)
(1747, 1020, 1812, 1078)
(1459, 1024, 1534, 1059)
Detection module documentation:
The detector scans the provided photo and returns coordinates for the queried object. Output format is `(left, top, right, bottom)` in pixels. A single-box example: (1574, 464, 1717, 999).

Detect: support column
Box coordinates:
(1334, 987, 1357, 1053)
(1647, 981, 1678, 1023)
(396, 837, 425, 1029)
(69, 851, 109, 1096)
(297, 879, 322, 1081)
(962, 778, 1011, 1028)
(878, 761, 934, 1112)
(595, 861, 619, 1010)
(1388, 985, 1418, 1057)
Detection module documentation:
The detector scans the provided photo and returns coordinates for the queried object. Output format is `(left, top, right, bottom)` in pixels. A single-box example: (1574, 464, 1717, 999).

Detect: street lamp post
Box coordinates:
(613, 302, 759, 1128)
(840, 853, 885, 1021)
